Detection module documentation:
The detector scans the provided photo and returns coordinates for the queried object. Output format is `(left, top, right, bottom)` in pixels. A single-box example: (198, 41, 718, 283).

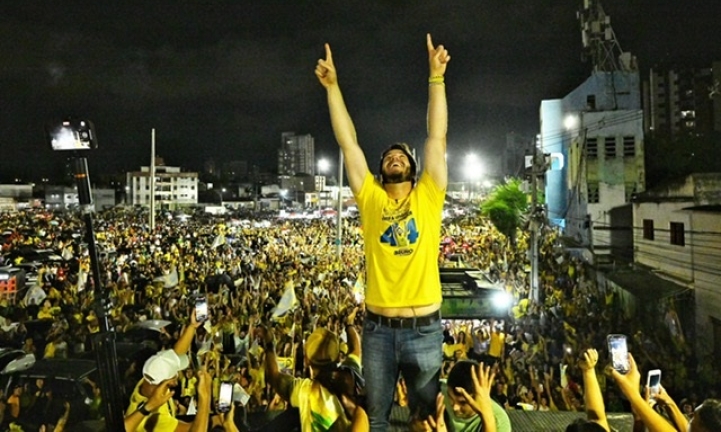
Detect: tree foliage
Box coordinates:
(481, 178, 528, 242)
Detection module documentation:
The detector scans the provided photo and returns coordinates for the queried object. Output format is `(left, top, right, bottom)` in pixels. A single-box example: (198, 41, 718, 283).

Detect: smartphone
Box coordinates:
(607, 334, 630, 374)
(195, 297, 208, 322)
(218, 381, 233, 413)
(647, 369, 662, 398)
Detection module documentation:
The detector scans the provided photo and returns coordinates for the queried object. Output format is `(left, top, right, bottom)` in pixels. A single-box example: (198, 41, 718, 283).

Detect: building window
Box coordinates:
(670, 222, 685, 246)
(605, 137, 617, 159)
(623, 136, 635, 157)
(587, 183, 600, 204)
(643, 219, 654, 240)
(586, 94, 596, 110)
(586, 137, 598, 158)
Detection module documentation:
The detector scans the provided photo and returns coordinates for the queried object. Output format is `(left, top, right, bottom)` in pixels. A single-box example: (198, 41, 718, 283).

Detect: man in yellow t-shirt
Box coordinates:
(260, 325, 367, 431)
(488, 321, 506, 365)
(315, 33, 450, 432)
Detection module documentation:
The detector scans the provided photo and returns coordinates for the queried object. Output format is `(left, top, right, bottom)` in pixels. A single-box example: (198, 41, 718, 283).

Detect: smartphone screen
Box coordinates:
(647, 369, 662, 396)
(218, 381, 233, 413)
(195, 297, 208, 322)
(607, 334, 630, 373)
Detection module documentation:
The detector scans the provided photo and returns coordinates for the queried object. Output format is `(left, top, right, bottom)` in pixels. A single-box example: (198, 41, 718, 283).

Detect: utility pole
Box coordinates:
(336, 152, 344, 259)
(529, 142, 550, 304)
(150, 129, 156, 231)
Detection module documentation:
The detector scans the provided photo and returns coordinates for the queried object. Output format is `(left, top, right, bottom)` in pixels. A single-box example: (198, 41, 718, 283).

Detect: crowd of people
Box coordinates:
(0, 205, 716, 431)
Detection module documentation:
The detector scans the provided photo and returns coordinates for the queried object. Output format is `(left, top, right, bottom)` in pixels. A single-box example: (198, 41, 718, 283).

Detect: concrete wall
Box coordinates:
(689, 210, 721, 359)
(634, 201, 693, 282)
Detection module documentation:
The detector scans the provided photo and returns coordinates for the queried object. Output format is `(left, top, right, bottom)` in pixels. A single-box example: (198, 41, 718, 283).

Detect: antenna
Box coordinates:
(577, 0, 634, 72)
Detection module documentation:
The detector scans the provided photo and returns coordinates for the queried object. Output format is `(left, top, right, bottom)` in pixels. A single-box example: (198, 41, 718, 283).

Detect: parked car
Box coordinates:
(0, 358, 100, 430)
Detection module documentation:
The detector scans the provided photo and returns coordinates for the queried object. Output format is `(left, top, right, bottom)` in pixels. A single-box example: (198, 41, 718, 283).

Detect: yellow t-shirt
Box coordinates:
(180, 376, 197, 398)
(489, 331, 505, 358)
(125, 379, 179, 432)
(44, 342, 56, 359)
(355, 172, 445, 308)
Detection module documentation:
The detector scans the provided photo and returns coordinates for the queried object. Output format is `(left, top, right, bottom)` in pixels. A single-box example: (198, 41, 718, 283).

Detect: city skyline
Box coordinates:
(1, 1, 720, 182)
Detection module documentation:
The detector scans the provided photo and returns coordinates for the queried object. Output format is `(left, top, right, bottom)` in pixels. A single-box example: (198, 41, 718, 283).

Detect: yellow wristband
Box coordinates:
(428, 76, 444, 84)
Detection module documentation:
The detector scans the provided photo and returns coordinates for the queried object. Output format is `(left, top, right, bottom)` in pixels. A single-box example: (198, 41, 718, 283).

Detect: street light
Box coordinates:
(464, 153, 483, 201)
(318, 158, 330, 174)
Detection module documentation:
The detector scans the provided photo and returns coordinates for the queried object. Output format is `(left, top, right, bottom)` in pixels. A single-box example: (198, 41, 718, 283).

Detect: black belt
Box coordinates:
(366, 309, 441, 329)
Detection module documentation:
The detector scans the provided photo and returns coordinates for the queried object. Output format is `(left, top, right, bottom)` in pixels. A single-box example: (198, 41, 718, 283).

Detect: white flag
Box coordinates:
(77, 265, 88, 292)
(186, 397, 197, 415)
(211, 234, 226, 249)
(272, 280, 298, 318)
(164, 267, 179, 288)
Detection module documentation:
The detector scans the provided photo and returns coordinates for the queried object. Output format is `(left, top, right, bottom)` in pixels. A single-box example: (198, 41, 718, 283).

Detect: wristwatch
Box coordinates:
(137, 402, 152, 416)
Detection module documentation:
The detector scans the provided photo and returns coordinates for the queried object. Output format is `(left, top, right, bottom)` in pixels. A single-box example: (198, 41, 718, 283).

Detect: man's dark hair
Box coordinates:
(447, 360, 479, 396)
(379, 142, 417, 184)
(696, 399, 721, 431)
(565, 418, 607, 432)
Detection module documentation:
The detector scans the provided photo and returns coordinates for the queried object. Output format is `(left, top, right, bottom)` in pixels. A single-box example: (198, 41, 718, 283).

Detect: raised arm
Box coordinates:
(315, 43, 369, 195)
(655, 385, 689, 432)
(257, 325, 293, 401)
(578, 349, 610, 431)
(345, 307, 361, 357)
(423, 33, 450, 190)
(174, 309, 201, 357)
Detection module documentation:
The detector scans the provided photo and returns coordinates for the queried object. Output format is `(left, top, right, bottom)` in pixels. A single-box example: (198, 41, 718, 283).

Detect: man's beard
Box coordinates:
(381, 167, 413, 184)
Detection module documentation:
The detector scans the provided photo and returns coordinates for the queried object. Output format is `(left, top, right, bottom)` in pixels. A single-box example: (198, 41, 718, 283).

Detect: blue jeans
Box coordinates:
(362, 317, 443, 432)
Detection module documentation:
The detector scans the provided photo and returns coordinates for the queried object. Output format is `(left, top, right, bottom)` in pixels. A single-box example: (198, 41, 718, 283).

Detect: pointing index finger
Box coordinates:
(426, 33, 434, 51)
(324, 43, 333, 62)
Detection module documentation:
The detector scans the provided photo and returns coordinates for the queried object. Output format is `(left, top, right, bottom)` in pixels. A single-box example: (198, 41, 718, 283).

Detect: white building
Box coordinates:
(44, 186, 115, 210)
(126, 162, 198, 208)
(631, 173, 721, 360)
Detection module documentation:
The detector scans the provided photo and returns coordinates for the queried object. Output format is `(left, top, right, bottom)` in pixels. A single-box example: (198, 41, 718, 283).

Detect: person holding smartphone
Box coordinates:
(610, 352, 721, 432)
(125, 309, 208, 432)
(652, 384, 689, 432)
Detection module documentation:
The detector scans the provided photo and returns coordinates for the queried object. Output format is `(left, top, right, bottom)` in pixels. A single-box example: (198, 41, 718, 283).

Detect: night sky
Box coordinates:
(2, 0, 720, 183)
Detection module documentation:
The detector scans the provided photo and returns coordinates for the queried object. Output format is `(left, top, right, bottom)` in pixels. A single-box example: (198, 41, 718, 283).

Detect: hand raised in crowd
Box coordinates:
(609, 352, 641, 396)
(578, 348, 599, 371)
(653, 385, 673, 406)
(427, 33, 450, 77)
(454, 362, 496, 415)
(220, 402, 240, 432)
(412, 393, 448, 432)
(315, 43, 337, 89)
(346, 306, 359, 326)
(254, 324, 275, 349)
(189, 307, 202, 329)
(196, 369, 212, 402)
(146, 380, 175, 411)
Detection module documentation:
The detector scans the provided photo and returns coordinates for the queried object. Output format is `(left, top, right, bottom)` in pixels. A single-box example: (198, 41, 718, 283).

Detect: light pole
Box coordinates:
(318, 158, 330, 208)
